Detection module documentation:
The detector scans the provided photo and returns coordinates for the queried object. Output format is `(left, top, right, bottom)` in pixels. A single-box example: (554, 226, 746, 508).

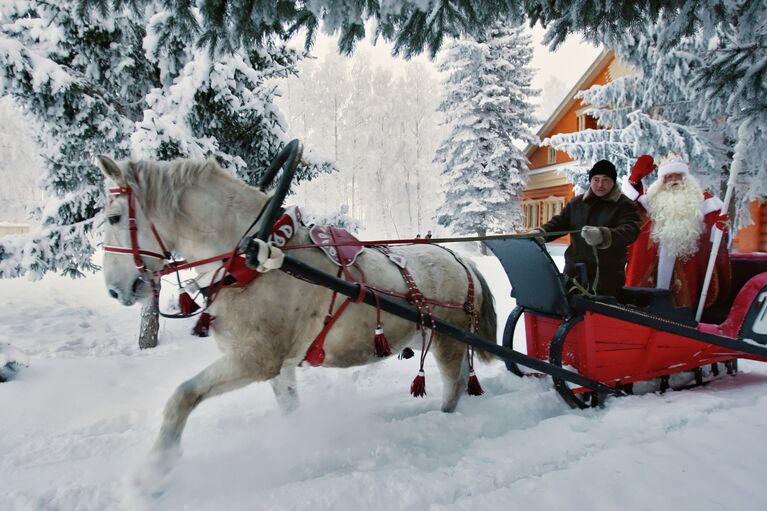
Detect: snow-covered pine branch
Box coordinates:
(0, 1, 330, 279)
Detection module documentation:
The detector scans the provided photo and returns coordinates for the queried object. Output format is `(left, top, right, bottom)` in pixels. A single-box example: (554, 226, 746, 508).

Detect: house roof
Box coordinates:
(524, 49, 614, 159)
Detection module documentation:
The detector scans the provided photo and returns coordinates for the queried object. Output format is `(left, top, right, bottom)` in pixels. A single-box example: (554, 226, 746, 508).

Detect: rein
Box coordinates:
(104, 168, 577, 283)
(278, 230, 579, 251)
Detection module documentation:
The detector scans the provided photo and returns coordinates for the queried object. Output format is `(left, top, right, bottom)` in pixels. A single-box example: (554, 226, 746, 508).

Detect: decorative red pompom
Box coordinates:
(467, 370, 484, 396)
(192, 312, 213, 337)
(410, 370, 426, 397)
(178, 291, 200, 315)
(373, 325, 392, 357)
(303, 340, 326, 367)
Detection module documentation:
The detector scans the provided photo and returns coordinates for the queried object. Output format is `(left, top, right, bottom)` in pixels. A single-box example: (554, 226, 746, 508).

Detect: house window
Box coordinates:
(577, 114, 598, 131)
(547, 147, 556, 164)
(523, 196, 565, 230)
(522, 200, 541, 229)
(541, 196, 565, 224)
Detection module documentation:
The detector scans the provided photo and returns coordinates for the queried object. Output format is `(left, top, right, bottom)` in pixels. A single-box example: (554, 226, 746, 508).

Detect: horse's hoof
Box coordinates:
(131, 447, 181, 497)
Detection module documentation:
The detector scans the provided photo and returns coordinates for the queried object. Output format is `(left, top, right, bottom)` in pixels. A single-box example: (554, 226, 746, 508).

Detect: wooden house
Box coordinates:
(523, 50, 766, 252)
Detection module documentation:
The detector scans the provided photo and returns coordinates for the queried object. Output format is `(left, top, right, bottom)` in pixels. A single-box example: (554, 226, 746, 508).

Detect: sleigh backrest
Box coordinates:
(484, 238, 572, 318)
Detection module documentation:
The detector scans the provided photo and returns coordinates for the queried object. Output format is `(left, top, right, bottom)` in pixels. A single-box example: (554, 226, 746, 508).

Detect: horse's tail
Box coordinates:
(467, 260, 497, 364)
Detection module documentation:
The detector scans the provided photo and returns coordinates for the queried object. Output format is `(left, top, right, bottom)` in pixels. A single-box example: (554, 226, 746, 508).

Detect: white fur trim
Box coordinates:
(657, 159, 689, 178)
(621, 179, 640, 200)
(656, 244, 675, 289)
(638, 195, 649, 210)
(702, 196, 724, 215)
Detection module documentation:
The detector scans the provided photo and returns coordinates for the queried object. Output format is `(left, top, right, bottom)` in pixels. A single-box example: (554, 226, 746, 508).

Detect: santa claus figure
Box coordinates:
(622, 156, 731, 310)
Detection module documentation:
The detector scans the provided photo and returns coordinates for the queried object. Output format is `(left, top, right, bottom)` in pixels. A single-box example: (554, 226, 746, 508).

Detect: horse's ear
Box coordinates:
(96, 155, 125, 185)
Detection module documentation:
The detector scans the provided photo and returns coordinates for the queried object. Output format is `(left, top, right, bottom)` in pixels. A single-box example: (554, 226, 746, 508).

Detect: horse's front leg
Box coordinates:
(138, 355, 275, 490)
(270, 363, 299, 415)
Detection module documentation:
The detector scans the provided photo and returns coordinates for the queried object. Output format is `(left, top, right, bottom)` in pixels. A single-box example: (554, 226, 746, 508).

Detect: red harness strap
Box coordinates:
(303, 277, 367, 366)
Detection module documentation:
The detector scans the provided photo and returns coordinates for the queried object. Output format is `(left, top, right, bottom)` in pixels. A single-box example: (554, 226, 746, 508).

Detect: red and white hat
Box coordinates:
(657, 158, 689, 178)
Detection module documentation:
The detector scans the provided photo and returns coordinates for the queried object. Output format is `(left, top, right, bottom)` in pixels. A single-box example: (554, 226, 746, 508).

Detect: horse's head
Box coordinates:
(97, 155, 166, 306)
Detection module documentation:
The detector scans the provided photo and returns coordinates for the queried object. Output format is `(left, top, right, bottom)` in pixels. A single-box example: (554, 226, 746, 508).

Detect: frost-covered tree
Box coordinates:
(434, 23, 538, 242)
(689, 0, 767, 224)
(396, 61, 445, 234)
(544, 24, 727, 192)
(0, 1, 329, 280)
(279, 50, 445, 238)
(75, 0, 690, 58)
(0, 98, 43, 222)
(0, 1, 149, 278)
(545, 3, 766, 226)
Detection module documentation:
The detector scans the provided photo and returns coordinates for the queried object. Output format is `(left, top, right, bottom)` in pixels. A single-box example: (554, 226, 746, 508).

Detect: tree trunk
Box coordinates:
(477, 228, 488, 256)
(138, 291, 160, 349)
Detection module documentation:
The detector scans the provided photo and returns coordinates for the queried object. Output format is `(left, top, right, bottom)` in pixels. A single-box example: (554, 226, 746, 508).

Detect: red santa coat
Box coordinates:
(622, 180, 731, 309)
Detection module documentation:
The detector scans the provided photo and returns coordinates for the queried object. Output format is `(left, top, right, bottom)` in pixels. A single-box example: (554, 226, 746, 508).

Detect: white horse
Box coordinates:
(96, 155, 496, 479)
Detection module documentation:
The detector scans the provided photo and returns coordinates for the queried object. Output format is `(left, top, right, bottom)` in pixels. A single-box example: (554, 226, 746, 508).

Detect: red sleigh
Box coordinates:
(486, 238, 767, 408)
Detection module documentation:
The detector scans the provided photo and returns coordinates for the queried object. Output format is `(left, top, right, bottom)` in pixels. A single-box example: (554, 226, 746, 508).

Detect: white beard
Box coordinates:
(646, 176, 704, 260)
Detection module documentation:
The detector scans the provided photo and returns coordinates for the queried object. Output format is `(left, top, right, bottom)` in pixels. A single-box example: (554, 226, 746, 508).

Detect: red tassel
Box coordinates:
(303, 339, 326, 366)
(192, 312, 213, 337)
(178, 291, 200, 315)
(467, 370, 484, 396)
(398, 347, 415, 360)
(373, 325, 392, 357)
(410, 370, 426, 397)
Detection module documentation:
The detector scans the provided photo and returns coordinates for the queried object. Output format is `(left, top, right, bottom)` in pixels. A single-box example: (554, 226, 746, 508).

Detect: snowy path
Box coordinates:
(2, 257, 767, 510)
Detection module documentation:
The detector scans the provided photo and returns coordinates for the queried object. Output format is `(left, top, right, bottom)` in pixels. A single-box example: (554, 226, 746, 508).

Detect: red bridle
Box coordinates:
(103, 163, 173, 277)
(102, 181, 172, 277)
(101, 165, 251, 280)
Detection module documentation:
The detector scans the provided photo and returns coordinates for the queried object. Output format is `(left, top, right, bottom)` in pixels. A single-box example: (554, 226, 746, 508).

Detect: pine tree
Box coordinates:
(74, 0, 684, 58)
(434, 23, 538, 242)
(0, 1, 330, 280)
(0, 1, 149, 278)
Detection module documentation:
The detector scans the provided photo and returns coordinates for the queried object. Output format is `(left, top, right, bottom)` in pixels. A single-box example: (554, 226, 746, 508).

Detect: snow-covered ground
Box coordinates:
(2, 253, 767, 510)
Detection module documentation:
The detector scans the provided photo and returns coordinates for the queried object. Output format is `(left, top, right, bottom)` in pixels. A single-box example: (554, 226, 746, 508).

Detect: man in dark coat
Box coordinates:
(535, 160, 641, 296)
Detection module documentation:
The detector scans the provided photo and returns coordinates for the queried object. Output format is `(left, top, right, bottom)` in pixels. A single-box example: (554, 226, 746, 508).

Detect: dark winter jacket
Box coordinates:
(541, 184, 640, 296)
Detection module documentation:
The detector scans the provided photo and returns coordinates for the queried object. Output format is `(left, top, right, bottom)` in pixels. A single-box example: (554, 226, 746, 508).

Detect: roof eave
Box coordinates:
(525, 49, 615, 158)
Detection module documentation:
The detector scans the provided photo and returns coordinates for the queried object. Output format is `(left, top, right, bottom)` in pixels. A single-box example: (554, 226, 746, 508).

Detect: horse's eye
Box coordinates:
(108, 215, 121, 225)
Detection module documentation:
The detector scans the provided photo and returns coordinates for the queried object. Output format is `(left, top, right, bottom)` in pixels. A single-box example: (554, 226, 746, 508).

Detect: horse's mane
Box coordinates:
(127, 158, 243, 222)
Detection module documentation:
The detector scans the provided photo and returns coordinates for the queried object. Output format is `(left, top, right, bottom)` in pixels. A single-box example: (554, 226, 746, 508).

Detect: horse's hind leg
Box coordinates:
(270, 363, 299, 414)
(432, 337, 469, 413)
(146, 355, 272, 476)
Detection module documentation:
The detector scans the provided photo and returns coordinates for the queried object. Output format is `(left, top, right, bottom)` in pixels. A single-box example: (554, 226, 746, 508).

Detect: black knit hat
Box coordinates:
(588, 160, 617, 182)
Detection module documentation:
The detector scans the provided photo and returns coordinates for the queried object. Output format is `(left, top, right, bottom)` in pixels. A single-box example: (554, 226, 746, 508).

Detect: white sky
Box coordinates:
(305, 24, 603, 114)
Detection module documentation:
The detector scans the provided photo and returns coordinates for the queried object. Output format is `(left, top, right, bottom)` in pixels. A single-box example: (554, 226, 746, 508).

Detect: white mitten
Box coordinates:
(250, 238, 285, 272)
(529, 228, 546, 244)
(581, 226, 603, 247)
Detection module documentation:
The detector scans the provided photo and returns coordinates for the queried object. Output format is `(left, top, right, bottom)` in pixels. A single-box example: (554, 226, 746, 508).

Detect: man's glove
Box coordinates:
(243, 238, 284, 272)
(581, 226, 603, 247)
(529, 228, 546, 244)
(629, 155, 657, 184)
